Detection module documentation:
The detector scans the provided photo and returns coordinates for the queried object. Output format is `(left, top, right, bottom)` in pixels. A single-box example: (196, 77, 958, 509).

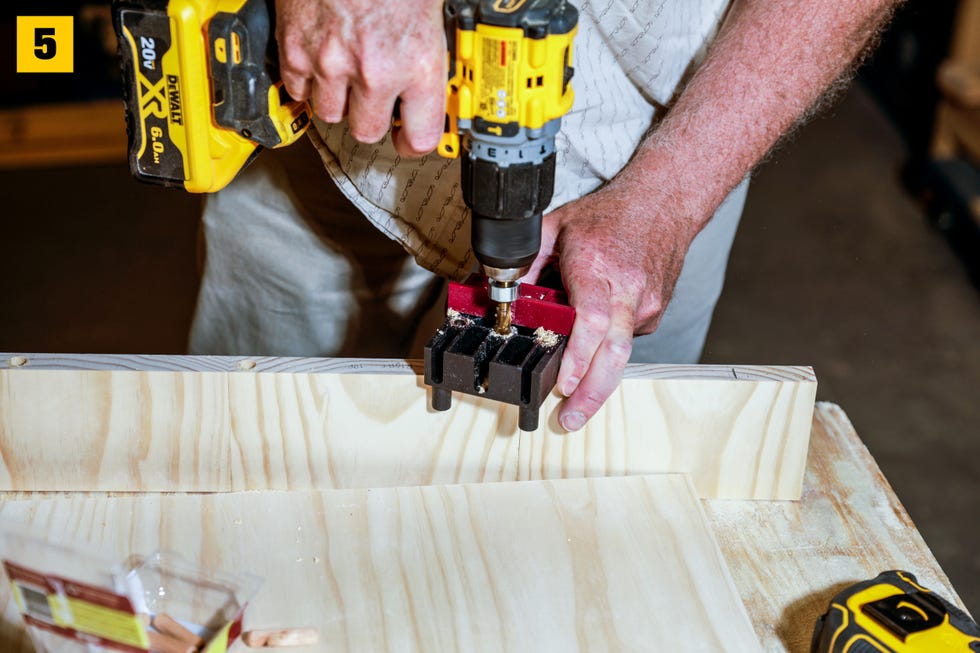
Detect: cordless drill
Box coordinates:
(115, 0, 576, 297)
(424, 0, 579, 430)
(438, 0, 578, 335)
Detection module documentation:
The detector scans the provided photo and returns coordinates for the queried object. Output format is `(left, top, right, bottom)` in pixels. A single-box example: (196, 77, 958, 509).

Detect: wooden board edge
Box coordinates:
(0, 353, 816, 382)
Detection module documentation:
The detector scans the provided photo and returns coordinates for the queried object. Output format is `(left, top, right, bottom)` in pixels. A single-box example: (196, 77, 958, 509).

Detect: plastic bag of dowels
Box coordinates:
(0, 523, 262, 653)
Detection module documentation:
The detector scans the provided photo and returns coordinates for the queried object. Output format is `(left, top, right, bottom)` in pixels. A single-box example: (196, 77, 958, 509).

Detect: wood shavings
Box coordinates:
(446, 308, 472, 328)
(488, 326, 517, 340)
(533, 327, 561, 348)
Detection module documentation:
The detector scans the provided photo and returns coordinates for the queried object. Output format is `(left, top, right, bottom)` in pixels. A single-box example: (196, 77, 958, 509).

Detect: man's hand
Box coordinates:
(276, 0, 446, 157)
(525, 180, 700, 432)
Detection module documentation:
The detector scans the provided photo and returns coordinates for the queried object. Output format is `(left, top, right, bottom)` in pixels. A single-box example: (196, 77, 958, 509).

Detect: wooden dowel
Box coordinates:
(152, 613, 205, 650)
(148, 630, 196, 653)
(242, 627, 320, 648)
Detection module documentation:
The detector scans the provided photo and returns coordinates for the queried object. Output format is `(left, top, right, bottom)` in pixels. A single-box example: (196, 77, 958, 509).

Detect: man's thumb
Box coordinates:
(522, 215, 560, 284)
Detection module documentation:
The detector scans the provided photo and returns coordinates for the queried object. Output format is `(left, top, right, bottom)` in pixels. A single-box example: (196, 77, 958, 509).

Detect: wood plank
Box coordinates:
(938, 61, 980, 108)
(0, 475, 763, 653)
(0, 100, 127, 168)
(0, 354, 816, 499)
(932, 0, 980, 159)
(705, 403, 969, 652)
(950, 0, 980, 64)
(943, 104, 980, 162)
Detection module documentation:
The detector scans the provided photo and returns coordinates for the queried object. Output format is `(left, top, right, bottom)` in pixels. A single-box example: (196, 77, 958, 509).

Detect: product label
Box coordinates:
(119, 9, 185, 183)
(479, 36, 519, 123)
(5, 561, 149, 653)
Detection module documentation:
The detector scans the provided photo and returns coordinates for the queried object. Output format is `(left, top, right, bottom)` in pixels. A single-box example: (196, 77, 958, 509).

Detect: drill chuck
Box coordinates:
(462, 132, 557, 274)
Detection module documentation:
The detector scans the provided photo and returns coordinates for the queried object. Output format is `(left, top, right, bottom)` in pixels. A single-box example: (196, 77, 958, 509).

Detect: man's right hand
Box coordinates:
(276, 0, 447, 157)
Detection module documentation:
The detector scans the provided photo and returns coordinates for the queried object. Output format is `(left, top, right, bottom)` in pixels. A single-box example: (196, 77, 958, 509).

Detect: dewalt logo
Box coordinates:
(493, 0, 528, 13)
(166, 74, 183, 125)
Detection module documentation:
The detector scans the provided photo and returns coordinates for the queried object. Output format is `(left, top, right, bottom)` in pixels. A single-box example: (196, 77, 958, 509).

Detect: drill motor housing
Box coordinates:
(439, 0, 578, 279)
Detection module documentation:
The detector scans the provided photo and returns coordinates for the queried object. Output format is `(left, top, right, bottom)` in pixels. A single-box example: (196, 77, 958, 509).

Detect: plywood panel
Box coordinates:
(0, 354, 816, 499)
(0, 475, 763, 653)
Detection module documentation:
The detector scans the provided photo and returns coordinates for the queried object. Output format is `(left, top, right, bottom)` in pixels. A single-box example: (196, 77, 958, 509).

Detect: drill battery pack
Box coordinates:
(812, 570, 980, 652)
(112, 0, 312, 193)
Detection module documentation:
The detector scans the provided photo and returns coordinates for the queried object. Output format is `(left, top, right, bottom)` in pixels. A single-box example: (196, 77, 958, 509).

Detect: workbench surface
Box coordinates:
(706, 402, 967, 652)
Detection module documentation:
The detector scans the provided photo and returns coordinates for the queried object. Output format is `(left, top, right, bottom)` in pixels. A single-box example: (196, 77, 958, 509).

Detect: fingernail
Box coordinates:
(560, 377, 580, 397)
(560, 412, 586, 432)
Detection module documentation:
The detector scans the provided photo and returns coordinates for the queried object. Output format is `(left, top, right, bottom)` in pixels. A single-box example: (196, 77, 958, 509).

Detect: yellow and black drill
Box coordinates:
(423, 0, 579, 430)
(438, 0, 577, 335)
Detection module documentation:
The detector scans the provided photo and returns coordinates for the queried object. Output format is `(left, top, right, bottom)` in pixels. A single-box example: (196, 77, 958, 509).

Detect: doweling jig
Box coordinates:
(425, 275, 575, 431)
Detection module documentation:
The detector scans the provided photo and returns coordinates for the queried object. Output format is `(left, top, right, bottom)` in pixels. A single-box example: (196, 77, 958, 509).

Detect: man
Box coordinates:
(190, 0, 898, 431)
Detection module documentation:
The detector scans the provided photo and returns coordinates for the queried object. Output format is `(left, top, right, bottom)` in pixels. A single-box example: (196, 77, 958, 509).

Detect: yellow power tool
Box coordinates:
(812, 570, 980, 652)
(439, 0, 577, 333)
(112, 0, 312, 193)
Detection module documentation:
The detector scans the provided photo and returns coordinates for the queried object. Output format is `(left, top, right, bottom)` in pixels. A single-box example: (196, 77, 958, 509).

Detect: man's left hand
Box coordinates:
(524, 178, 700, 432)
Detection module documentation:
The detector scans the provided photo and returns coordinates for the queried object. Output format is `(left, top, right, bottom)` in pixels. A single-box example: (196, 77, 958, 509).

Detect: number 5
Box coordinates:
(34, 28, 56, 60)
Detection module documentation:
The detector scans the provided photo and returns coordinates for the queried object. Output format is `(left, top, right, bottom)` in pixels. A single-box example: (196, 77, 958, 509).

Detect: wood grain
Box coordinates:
(0, 355, 816, 499)
(705, 402, 970, 652)
(0, 403, 965, 652)
(0, 475, 763, 653)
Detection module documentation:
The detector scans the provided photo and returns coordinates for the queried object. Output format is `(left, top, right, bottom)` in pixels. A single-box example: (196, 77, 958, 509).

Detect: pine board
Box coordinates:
(0, 475, 763, 653)
(0, 354, 816, 499)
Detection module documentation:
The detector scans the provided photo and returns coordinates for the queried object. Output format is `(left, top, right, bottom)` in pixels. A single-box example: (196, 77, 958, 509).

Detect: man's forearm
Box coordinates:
(618, 0, 899, 228)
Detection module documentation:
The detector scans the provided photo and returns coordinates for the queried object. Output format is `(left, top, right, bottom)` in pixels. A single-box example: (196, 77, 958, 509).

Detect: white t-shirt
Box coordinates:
(308, 0, 732, 279)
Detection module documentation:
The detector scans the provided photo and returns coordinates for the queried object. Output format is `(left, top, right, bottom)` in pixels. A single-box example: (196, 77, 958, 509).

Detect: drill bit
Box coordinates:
(494, 301, 513, 335)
